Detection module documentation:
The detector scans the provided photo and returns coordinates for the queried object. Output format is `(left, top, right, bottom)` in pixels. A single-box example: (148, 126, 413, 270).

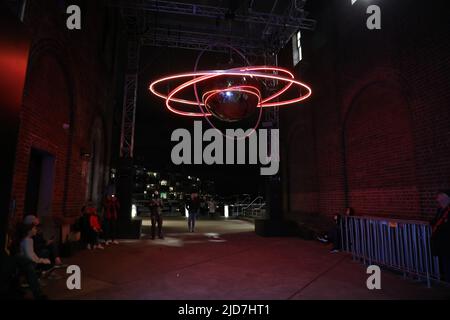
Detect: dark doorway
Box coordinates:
(24, 148, 55, 217)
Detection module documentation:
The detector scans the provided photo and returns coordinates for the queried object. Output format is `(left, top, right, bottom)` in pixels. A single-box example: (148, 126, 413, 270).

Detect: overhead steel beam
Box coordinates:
(142, 25, 267, 56)
(120, 39, 140, 159)
(109, 0, 316, 31)
(114, 0, 315, 160)
(142, 36, 264, 57)
(113, 0, 316, 56)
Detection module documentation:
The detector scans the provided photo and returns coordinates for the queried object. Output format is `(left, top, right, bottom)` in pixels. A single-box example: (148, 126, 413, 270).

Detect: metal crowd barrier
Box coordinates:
(340, 216, 441, 287)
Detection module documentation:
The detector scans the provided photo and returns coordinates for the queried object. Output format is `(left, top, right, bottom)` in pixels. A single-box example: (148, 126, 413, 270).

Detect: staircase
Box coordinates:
(231, 196, 267, 219)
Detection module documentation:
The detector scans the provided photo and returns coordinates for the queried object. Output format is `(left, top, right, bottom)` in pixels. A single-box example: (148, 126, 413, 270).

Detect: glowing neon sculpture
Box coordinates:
(149, 66, 312, 122)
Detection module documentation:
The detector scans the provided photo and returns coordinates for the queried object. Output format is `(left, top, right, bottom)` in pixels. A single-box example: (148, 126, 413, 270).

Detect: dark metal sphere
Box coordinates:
(202, 76, 261, 122)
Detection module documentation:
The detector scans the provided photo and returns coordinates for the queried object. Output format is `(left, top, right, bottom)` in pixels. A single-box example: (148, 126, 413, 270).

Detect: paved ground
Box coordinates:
(41, 217, 450, 300)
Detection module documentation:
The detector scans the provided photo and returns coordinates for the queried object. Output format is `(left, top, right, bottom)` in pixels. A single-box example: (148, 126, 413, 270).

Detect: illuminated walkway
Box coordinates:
(43, 218, 450, 300)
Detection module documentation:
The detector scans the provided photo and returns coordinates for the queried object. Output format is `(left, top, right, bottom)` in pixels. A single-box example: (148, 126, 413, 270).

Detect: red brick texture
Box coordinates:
(281, 0, 450, 224)
(10, 0, 121, 229)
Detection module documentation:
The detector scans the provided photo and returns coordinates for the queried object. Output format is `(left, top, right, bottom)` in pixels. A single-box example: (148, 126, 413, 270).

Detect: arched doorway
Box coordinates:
(343, 81, 419, 217)
(19, 49, 74, 239)
(286, 119, 319, 219)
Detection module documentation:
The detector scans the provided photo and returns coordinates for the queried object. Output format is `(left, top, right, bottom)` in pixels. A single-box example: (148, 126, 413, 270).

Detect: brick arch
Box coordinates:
(342, 80, 419, 218)
(285, 117, 319, 216)
(13, 39, 77, 222)
(341, 68, 415, 120)
(25, 39, 77, 118)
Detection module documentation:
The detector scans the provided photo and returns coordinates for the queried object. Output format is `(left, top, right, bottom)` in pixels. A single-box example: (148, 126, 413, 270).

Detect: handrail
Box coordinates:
(353, 215, 430, 225)
(236, 195, 251, 206)
(243, 196, 264, 210)
(252, 202, 266, 210)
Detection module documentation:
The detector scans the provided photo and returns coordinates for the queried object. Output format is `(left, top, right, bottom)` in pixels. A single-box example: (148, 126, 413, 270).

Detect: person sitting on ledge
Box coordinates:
(0, 225, 48, 300)
(317, 207, 354, 253)
(18, 222, 54, 278)
(23, 215, 64, 266)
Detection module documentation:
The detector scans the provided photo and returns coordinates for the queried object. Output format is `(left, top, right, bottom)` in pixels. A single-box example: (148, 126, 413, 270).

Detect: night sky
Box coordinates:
(134, 46, 271, 196)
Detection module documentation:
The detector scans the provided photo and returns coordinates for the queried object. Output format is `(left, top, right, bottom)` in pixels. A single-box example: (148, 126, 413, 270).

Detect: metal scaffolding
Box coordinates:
(119, 5, 143, 159)
(4, 0, 27, 20)
(113, 0, 316, 158)
(113, 0, 316, 55)
(110, 0, 316, 30)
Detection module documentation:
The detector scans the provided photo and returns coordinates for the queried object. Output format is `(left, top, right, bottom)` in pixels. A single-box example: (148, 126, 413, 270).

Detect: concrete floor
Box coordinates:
(42, 217, 450, 300)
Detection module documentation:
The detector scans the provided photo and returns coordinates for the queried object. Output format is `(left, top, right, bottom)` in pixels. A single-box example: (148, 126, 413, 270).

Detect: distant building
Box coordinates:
(133, 165, 216, 201)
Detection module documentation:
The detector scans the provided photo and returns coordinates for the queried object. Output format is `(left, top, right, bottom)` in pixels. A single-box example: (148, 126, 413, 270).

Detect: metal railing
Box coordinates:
(243, 196, 267, 218)
(341, 215, 440, 287)
(132, 199, 182, 216)
(231, 196, 267, 218)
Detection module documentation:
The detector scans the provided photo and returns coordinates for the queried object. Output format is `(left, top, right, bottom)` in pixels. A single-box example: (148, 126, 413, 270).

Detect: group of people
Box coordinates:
(77, 194, 121, 250)
(147, 191, 217, 239)
(4, 188, 448, 299)
(0, 193, 122, 299)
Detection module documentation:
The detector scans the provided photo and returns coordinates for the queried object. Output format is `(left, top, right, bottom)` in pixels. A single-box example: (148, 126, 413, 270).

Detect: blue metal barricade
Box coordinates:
(341, 216, 441, 287)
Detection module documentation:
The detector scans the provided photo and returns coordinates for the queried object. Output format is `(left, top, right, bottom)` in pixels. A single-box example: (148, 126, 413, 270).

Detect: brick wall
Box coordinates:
(281, 0, 450, 224)
(10, 0, 124, 231)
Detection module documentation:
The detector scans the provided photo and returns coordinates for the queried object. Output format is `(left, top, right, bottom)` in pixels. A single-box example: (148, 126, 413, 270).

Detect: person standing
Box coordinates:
(200, 196, 207, 216)
(431, 190, 450, 282)
(103, 194, 120, 245)
(149, 192, 164, 239)
(186, 192, 200, 232)
(78, 206, 92, 249)
(208, 198, 216, 218)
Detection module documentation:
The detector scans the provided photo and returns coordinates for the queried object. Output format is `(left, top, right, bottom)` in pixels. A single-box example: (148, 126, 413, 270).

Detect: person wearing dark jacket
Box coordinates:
(431, 190, 450, 282)
(76, 206, 92, 249)
(186, 192, 200, 233)
(149, 192, 164, 240)
(317, 207, 354, 253)
(103, 194, 120, 245)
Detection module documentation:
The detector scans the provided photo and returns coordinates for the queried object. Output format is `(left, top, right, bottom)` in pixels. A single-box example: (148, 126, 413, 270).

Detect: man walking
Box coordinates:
(149, 192, 164, 239)
(186, 192, 200, 232)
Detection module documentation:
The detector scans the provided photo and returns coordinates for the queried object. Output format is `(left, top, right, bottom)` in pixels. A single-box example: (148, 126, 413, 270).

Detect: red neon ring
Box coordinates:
(149, 66, 312, 117)
(149, 66, 294, 107)
(167, 70, 311, 117)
